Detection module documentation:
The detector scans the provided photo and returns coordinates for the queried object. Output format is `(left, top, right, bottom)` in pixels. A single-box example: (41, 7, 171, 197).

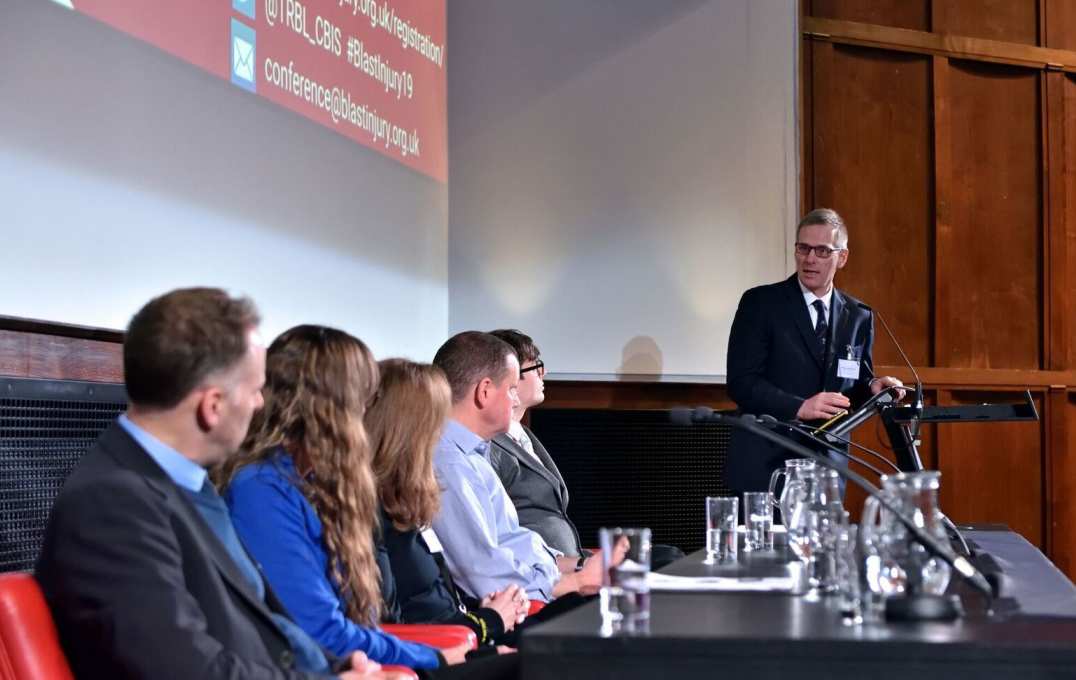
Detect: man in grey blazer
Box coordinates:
(486, 330, 583, 558)
(487, 330, 684, 569)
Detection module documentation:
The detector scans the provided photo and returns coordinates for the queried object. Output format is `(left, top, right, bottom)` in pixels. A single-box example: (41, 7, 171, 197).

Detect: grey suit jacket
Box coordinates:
(489, 426, 584, 557)
(35, 423, 323, 679)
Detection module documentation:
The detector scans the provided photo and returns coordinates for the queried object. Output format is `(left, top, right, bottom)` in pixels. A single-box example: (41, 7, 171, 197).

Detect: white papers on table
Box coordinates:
(646, 572, 797, 593)
(736, 524, 787, 533)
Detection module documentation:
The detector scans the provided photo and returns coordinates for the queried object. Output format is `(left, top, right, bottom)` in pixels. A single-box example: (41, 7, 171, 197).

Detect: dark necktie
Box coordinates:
(812, 299, 828, 353)
(184, 481, 329, 674)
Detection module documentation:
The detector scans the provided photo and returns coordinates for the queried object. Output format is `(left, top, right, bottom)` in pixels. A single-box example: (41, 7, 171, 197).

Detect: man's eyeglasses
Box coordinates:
(520, 360, 545, 378)
(794, 242, 845, 259)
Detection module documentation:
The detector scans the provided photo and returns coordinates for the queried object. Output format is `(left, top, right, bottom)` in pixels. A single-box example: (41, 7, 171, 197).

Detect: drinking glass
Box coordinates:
(599, 527, 651, 634)
(705, 496, 738, 564)
(743, 491, 774, 552)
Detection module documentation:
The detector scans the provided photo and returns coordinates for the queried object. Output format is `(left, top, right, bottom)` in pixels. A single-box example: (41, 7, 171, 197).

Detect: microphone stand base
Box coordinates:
(884, 594, 963, 622)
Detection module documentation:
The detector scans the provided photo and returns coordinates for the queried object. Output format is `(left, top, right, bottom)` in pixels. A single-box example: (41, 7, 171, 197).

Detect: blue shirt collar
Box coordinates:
(442, 418, 489, 457)
(117, 414, 207, 492)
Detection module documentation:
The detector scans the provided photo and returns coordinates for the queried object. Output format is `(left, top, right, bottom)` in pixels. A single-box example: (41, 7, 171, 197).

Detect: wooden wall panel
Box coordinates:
(811, 43, 934, 366)
(1054, 392, 1076, 575)
(938, 60, 1042, 369)
(0, 331, 30, 377)
(810, 0, 929, 31)
(1044, 0, 1076, 51)
(1044, 72, 1068, 370)
(1065, 74, 1076, 370)
(932, 0, 1039, 45)
(936, 390, 1044, 546)
(25, 334, 124, 383)
(0, 329, 123, 383)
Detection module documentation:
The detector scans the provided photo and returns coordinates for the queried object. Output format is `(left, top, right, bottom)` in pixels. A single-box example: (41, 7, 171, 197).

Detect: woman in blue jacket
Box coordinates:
(215, 325, 466, 672)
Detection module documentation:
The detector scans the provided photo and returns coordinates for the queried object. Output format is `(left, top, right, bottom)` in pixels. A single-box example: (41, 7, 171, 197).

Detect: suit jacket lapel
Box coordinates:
(101, 425, 288, 630)
(825, 289, 849, 379)
(783, 275, 824, 369)
(496, 433, 565, 505)
(524, 426, 570, 510)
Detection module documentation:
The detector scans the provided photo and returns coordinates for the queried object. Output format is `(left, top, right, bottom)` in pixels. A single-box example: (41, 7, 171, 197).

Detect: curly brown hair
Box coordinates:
(215, 325, 382, 626)
(367, 359, 451, 531)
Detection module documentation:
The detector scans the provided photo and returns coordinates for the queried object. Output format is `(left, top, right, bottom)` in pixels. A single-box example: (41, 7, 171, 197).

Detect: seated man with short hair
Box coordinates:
(487, 329, 684, 569)
(430, 331, 612, 605)
(35, 287, 396, 680)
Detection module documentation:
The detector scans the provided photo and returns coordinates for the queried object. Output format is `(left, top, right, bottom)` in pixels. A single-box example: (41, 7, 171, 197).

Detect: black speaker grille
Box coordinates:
(529, 409, 730, 553)
(0, 379, 127, 573)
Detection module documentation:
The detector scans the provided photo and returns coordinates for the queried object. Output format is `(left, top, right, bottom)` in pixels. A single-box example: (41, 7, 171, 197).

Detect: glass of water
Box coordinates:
(704, 496, 738, 564)
(743, 491, 774, 552)
(599, 527, 651, 634)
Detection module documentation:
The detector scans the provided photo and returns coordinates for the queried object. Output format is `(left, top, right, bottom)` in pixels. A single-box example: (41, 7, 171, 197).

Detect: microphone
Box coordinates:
(756, 414, 896, 478)
(669, 406, 713, 426)
(672, 408, 996, 608)
(867, 305, 925, 446)
(769, 414, 973, 557)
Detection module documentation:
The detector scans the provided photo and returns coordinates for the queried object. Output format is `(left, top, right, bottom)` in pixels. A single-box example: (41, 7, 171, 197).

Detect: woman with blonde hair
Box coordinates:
(215, 325, 467, 672)
(368, 359, 526, 647)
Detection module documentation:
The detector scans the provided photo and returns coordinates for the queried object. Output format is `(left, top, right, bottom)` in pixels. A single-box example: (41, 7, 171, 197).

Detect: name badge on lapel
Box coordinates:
(837, 344, 860, 380)
(420, 527, 444, 553)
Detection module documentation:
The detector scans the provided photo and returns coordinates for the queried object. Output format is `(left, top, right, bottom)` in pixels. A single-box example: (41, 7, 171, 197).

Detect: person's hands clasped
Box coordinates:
(481, 583, 527, 630)
(439, 640, 471, 666)
(796, 392, 850, 421)
(337, 651, 412, 680)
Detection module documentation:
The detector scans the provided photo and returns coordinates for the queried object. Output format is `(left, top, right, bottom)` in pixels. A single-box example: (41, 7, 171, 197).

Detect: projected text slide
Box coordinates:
(69, 0, 447, 181)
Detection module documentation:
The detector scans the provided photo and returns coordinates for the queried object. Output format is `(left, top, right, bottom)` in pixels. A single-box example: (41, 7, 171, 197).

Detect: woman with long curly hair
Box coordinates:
(215, 325, 466, 672)
(368, 359, 526, 647)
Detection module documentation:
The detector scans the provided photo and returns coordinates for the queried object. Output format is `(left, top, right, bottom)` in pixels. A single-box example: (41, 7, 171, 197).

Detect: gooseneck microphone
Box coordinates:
(867, 305, 925, 445)
(670, 406, 995, 607)
(763, 414, 973, 558)
(757, 414, 898, 477)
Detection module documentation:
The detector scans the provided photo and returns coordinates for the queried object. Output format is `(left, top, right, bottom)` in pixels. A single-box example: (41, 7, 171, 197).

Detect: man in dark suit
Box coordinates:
(726, 209, 904, 494)
(35, 288, 392, 680)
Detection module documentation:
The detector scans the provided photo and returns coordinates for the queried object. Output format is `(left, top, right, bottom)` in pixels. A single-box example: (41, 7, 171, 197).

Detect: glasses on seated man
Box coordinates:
(520, 360, 545, 379)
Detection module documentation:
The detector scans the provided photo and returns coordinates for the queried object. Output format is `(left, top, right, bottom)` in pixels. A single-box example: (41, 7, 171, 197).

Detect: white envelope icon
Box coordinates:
(233, 36, 255, 83)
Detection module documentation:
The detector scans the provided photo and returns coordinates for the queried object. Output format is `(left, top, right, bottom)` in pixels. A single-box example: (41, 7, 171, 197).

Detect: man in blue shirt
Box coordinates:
(431, 332, 609, 605)
(36, 288, 397, 680)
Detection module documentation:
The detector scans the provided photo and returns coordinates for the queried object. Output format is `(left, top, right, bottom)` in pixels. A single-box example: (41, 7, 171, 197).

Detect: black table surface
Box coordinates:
(519, 527, 1076, 680)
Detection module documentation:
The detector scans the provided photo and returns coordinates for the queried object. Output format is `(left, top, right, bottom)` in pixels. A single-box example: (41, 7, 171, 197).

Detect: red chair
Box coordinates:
(381, 664, 420, 678)
(0, 573, 74, 680)
(382, 623, 477, 651)
(0, 573, 420, 680)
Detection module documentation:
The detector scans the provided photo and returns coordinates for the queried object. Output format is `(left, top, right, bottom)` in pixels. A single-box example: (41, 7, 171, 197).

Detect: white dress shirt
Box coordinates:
(798, 278, 834, 329)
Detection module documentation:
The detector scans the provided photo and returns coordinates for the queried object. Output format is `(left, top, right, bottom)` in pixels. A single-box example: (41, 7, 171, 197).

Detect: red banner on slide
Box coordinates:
(72, 0, 447, 182)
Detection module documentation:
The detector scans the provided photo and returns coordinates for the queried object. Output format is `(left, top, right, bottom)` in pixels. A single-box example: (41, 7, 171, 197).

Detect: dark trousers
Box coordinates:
(426, 653, 520, 680)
